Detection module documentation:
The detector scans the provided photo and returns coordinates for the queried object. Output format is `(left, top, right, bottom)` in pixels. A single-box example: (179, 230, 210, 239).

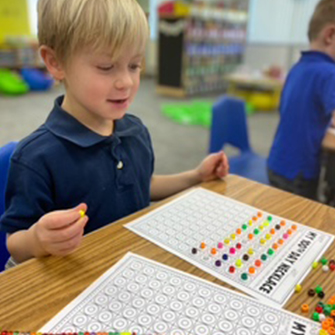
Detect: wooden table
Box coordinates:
(321, 129, 335, 205)
(1, 175, 335, 330)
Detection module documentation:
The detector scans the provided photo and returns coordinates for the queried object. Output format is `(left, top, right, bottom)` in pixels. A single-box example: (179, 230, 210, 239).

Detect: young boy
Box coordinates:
(268, 0, 335, 200)
(0, 0, 229, 268)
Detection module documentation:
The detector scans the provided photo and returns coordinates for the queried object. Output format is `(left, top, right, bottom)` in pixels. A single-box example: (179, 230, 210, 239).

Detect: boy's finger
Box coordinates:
(44, 203, 88, 230)
(48, 216, 88, 242)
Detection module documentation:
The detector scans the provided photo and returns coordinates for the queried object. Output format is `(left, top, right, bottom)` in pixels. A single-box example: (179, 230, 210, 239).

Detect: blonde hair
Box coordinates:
(308, 0, 335, 41)
(38, 0, 149, 63)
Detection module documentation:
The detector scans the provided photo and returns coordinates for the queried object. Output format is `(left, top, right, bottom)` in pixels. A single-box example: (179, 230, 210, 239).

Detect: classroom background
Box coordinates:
(1, 0, 334, 203)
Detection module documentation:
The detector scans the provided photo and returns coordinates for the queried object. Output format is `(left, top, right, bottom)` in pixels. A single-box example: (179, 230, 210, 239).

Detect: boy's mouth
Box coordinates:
(107, 98, 128, 104)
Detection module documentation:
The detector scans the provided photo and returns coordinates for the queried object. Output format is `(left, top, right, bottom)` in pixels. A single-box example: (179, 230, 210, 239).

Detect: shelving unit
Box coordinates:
(157, 1, 249, 97)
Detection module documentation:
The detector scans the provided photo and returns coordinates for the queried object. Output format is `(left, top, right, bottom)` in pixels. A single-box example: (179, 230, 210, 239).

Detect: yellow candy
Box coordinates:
(79, 210, 86, 218)
(224, 239, 230, 245)
(295, 284, 302, 293)
(319, 330, 328, 335)
(260, 239, 266, 245)
(249, 220, 253, 226)
(266, 234, 272, 240)
(259, 225, 264, 231)
(312, 261, 319, 269)
(264, 221, 270, 227)
(231, 234, 236, 240)
(248, 248, 254, 255)
(236, 259, 243, 267)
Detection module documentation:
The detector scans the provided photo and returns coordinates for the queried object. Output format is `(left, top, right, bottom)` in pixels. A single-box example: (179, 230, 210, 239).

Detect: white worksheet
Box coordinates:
(41, 253, 321, 334)
(126, 188, 334, 307)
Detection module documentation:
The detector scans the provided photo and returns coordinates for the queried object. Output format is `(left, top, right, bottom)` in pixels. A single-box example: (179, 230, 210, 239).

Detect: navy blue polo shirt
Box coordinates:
(0, 96, 154, 234)
(268, 51, 335, 180)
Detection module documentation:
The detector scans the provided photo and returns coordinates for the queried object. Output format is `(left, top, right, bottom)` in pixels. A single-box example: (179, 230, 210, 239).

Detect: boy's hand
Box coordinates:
(196, 151, 229, 182)
(31, 203, 88, 257)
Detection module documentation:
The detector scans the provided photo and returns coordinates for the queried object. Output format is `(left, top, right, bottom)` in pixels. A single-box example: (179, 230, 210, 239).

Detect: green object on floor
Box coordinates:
(0, 69, 29, 95)
(162, 101, 212, 127)
(162, 99, 254, 127)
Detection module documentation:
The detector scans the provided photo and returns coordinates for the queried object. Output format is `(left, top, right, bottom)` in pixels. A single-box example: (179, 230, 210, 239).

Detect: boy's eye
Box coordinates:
(97, 65, 114, 71)
(130, 64, 142, 71)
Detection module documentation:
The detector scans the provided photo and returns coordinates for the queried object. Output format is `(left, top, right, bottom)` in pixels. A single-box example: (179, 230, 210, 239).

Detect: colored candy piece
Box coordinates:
(236, 228, 242, 235)
(241, 273, 248, 281)
(319, 291, 325, 299)
(319, 330, 328, 335)
(321, 258, 328, 265)
(313, 312, 320, 321)
(231, 234, 236, 240)
(200, 242, 206, 249)
(248, 248, 254, 255)
(236, 243, 242, 249)
(248, 234, 254, 240)
(328, 327, 335, 335)
(312, 261, 319, 269)
(292, 224, 297, 231)
(229, 266, 235, 273)
(301, 304, 309, 313)
(215, 260, 222, 267)
(236, 259, 243, 268)
(243, 254, 249, 261)
(242, 224, 248, 230)
(218, 242, 224, 249)
(230, 248, 236, 255)
(308, 288, 315, 297)
(224, 239, 230, 245)
(316, 286, 323, 294)
(268, 248, 275, 256)
(275, 224, 281, 230)
(316, 306, 324, 313)
(257, 211, 263, 217)
(295, 284, 302, 293)
(249, 267, 256, 275)
(211, 248, 217, 255)
(260, 239, 266, 245)
(222, 254, 229, 261)
(191, 248, 197, 254)
(280, 220, 286, 226)
(255, 259, 262, 267)
(261, 254, 267, 261)
(79, 209, 86, 218)
(323, 265, 330, 272)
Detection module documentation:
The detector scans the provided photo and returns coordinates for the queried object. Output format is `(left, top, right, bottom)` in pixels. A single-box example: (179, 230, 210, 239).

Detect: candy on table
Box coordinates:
(295, 284, 302, 293)
(319, 330, 328, 335)
(308, 288, 316, 297)
(313, 261, 319, 269)
(321, 258, 328, 265)
(301, 303, 309, 313)
(319, 291, 326, 299)
(323, 265, 330, 272)
(316, 286, 323, 294)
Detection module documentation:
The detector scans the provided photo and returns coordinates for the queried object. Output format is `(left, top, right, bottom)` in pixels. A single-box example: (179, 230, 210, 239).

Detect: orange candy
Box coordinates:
(200, 242, 206, 249)
(249, 267, 256, 274)
(211, 248, 217, 255)
(278, 239, 284, 245)
(301, 304, 309, 313)
(329, 327, 335, 335)
(292, 224, 298, 231)
(280, 220, 286, 226)
(272, 243, 279, 250)
(258, 212, 263, 217)
(331, 310, 335, 318)
(287, 229, 292, 235)
(248, 234, 254, 240)
(270, 228, 276, 235)
(252, 216, 257, 221)
(236, 228, 242, 235)
(255, 259, 262, 267)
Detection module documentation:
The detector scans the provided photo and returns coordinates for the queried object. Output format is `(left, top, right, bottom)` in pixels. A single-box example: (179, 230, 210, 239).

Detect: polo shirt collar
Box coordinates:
(45, 96, 141, 147)
(301, 51, 335, 64)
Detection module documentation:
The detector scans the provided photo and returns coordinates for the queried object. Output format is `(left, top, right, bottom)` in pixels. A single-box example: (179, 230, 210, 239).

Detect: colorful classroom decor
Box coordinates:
(126, 188, 334, 308)
(157, 0, 249, 97)
(0, 0, 31, 44)
(40, 253, 322, 334)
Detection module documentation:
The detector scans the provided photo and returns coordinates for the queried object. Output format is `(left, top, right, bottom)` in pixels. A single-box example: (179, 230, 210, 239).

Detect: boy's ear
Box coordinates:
(323, 24, 335, 45)
(39, 46, 66, 81)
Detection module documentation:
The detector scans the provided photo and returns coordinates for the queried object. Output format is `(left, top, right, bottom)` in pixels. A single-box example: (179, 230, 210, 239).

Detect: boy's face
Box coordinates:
(62, 45, 143, 124)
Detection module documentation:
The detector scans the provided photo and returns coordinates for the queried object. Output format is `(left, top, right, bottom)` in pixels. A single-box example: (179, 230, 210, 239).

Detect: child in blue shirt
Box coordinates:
(0, 0, 229, 267)
(268, 0, 335, 200)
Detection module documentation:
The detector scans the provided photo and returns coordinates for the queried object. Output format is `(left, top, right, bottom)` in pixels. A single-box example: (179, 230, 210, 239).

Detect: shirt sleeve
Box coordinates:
(320, 72, 335, 116)
(0, 159, 54, 234)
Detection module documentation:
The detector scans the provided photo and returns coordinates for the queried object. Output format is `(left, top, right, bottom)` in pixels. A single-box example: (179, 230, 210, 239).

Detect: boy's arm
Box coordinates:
(7, 228, 48, 263)
(150, 151, 229, 201)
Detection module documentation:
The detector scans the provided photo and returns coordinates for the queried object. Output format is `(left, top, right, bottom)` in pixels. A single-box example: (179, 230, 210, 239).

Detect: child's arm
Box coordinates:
(7, 204, 88, 264)
(150, 151, 229, 201)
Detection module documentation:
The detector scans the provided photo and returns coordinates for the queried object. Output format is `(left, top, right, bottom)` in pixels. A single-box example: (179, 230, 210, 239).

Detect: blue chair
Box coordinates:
(209, 96, 269, 184)
(0, 142, 17, 271)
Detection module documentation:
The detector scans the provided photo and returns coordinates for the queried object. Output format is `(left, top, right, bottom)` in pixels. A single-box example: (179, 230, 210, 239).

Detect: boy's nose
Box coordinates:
(115, 74, 133, 90)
